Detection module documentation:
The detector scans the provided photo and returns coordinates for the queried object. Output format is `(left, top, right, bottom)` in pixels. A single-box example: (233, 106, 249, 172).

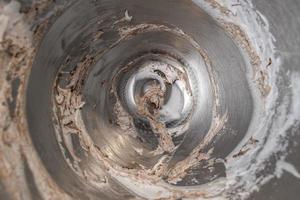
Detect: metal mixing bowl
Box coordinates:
(0, 0, 300, 199)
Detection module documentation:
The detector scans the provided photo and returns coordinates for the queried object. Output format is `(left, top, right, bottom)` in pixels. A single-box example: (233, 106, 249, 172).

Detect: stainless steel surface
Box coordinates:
(0, 0, 300, 199)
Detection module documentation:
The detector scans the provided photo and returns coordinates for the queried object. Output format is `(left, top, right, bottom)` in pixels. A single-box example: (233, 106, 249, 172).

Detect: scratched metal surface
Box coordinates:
(0, 0, 300, 199)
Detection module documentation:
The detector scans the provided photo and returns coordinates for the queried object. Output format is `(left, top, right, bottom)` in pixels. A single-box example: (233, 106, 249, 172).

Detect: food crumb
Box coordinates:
(125, 10, 132, 22)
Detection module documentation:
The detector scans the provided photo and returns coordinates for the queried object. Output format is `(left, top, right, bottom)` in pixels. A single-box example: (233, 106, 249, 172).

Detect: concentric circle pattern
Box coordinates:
(27, 0, 252, 197)
(17, 0, 300, 199)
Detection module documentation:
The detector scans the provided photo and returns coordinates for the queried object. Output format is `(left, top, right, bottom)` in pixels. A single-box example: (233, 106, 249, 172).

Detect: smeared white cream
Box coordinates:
(192, 0, 300, 199)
